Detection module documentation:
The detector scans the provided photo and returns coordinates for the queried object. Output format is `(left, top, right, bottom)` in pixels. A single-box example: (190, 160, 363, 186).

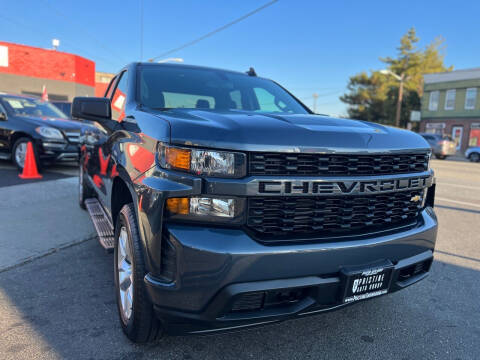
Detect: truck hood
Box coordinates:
(16, 115, 83, 131)
(153, 109, 430, 153)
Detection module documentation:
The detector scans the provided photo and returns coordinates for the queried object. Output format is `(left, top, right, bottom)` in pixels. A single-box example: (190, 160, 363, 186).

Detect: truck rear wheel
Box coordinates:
(114, 203, 162, 343)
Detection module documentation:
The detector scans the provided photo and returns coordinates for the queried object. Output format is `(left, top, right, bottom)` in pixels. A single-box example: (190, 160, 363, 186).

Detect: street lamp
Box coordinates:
(380, 69, 407, 128)
(156, 58, 184, 64)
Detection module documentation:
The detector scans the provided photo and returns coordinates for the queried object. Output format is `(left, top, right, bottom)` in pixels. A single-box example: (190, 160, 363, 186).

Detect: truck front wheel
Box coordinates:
(114, 203, 162, 343)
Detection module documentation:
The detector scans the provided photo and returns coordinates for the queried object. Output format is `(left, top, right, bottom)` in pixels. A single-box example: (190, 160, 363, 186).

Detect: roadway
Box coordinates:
(0, 159, 479, 359)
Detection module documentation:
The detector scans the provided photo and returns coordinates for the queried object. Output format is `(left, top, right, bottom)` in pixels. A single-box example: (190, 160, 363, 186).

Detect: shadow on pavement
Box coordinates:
(0, 240, 479, 360)
(0, 169, 71, 188)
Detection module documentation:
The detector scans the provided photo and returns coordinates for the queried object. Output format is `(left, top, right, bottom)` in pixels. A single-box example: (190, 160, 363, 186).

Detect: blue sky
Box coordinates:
(1, 0, 479, 115)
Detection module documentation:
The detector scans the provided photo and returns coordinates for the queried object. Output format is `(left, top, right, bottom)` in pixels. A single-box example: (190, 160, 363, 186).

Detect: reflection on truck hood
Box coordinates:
(152, 109, 430, 153)
(16, 115, 83, 131)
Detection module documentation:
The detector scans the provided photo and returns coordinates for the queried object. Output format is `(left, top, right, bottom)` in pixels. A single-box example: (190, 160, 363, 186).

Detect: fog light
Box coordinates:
(190, 197, 235, 217)
(166, 197, 244, 224)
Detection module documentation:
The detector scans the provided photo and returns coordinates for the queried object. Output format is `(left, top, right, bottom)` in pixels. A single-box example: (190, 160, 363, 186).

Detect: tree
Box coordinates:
(340, 28, 452, 127)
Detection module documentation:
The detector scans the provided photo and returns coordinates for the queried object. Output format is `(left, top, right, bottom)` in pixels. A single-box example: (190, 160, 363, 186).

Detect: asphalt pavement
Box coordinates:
(0, 159, 479, 360)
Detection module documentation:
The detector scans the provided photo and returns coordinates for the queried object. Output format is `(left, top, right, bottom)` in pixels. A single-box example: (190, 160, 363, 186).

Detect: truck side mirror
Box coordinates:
(72, 97, 120, 132)
(0, 111, 6, 121)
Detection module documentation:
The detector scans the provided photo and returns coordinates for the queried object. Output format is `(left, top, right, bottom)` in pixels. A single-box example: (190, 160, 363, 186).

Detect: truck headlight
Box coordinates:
(158, 144, 246, 178)
(35, 126, 64, 140)
(165, 197, 245, 224)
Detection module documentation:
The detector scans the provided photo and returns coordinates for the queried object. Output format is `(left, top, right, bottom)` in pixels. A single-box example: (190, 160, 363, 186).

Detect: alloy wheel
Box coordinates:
(15, 142, 27, 168)
(117, 226, 134, 322)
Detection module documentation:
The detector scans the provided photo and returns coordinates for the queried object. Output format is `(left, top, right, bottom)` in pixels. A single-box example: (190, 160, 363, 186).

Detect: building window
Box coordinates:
(465, 88, 477, 110)
(444, 89, 456, 110)
(428, 91, 439, 111)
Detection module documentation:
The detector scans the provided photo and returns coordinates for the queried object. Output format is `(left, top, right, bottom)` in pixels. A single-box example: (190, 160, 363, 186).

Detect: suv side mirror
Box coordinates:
(0, 111, 6, 121)
(72, 97, 111, 121)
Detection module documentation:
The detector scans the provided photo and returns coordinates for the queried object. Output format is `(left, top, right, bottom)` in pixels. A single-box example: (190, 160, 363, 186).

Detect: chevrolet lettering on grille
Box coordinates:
(256, 176, 433, 196)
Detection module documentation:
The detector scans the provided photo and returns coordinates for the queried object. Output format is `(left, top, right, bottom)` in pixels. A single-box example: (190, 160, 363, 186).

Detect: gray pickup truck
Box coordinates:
(73, 63, 438, 342)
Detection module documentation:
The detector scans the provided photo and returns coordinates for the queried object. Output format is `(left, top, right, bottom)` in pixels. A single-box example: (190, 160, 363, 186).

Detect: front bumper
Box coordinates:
(144, 208, 437, 335)
(37, 140, 79, 162)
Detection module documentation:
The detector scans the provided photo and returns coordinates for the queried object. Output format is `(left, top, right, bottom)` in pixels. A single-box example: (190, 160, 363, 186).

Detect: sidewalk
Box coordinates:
(441, 154, 468, 162)
(0, 177, 96, 272)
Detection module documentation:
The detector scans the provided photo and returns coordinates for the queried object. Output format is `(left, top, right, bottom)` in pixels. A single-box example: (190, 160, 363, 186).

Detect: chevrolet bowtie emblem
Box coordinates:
(410, 195, 421, 202)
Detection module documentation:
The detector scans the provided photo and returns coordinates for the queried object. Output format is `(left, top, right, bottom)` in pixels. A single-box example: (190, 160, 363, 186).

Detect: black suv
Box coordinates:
(0, 93, 83, 169)
(74, 63, 437, 342)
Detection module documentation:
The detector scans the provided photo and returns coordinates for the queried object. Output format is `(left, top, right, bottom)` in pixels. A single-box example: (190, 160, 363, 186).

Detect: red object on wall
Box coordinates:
(0, 41, 95, 87)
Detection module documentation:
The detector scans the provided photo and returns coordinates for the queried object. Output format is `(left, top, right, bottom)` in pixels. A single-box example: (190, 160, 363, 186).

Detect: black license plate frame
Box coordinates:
(341, 265, 393, 304)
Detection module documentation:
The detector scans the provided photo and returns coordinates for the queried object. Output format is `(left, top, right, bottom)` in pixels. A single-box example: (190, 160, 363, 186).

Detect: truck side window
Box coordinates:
(111, 72, 128, 122)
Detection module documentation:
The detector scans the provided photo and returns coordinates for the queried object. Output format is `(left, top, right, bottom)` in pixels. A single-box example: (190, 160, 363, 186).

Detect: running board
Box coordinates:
(85, 198, 114, 252)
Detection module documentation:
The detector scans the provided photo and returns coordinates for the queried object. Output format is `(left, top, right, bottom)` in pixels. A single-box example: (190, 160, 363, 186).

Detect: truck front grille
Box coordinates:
(248, 153, 429, 176)
(247, 190, 423, 240)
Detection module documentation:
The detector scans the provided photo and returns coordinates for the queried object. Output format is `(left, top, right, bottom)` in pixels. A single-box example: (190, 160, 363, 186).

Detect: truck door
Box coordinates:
(94, 71, 128, 208)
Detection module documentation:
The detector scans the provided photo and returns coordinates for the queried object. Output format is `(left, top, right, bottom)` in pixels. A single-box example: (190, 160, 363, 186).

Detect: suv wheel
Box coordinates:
(13, 137, 40, 171)
(114, 203, 162, 343)
(78, 162, 94, 209)
(469, 152, 480, 162)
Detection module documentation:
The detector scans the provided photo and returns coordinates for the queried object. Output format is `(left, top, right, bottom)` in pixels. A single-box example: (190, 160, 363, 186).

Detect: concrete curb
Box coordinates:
(0, 234, 98, 274)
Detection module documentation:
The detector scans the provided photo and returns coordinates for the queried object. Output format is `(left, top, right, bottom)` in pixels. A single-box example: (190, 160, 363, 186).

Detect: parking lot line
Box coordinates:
(435, 196, 480, 209)
(437, 182, 480, 191)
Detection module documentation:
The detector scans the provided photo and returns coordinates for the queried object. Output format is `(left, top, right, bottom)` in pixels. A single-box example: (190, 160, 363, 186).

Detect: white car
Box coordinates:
(465, 147, 480, 162)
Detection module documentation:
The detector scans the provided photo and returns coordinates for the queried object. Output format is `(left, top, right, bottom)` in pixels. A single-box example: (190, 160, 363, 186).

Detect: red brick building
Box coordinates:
(0, 41, 95, 101)
(95, 71, 115, 97)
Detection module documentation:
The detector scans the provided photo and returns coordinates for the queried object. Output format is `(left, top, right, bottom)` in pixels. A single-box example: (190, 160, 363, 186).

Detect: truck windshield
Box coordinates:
(1, 97, 68, 119)
(139, 65, 309, 114)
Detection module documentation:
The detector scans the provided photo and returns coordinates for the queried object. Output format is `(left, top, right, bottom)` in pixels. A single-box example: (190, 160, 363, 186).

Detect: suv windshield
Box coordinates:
(1, 97, 68, 118)
(139, 65, 309, 114)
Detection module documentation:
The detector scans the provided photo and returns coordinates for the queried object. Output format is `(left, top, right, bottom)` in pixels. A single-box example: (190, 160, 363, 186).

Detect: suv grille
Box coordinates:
(248, 153, 429, 176)
(64, 130, 80, 144)
(247, 190, 423, 240)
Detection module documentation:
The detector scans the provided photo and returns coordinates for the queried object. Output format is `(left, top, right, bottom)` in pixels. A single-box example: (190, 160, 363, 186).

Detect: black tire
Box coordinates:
(12, 137, 41, 171)
(114, 203, 162, 343)
(435, 154, 446, 160)
(469, 152, 480, 163)
(78, 161, 94, 209)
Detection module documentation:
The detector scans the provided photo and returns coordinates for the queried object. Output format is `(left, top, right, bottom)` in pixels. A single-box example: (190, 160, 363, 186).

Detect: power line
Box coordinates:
(40, 0, 130, 64)
(140, 0, 144, 61)
(148, 0, 279, 62)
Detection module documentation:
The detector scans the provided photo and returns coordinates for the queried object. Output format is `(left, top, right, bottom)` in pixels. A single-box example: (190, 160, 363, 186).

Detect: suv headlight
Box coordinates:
(157, 144, 246, 178)
(35, 126, 64, 140)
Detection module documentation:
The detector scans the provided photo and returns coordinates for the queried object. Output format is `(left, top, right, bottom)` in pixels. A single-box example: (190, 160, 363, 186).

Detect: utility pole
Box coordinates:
(395, 73, 405, 128)
(140, 0, 144, 61)
(312, 93, 319, 113)
(380, 69, 406, 128)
